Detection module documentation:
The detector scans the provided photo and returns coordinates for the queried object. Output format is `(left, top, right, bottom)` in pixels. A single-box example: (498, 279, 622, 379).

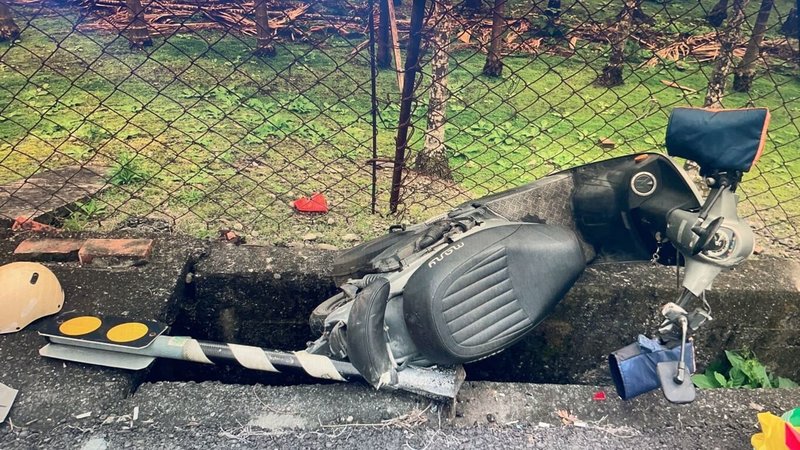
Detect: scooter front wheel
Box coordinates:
(309, 292, 349, 335)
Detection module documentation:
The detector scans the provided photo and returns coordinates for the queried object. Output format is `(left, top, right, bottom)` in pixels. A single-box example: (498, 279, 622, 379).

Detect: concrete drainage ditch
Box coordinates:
(144, 243, 800, 389)
(2, 232, 800, 447)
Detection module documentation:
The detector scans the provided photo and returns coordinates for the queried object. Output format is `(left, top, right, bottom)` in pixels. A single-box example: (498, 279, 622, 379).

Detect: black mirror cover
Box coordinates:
(665, 107, 770, 175)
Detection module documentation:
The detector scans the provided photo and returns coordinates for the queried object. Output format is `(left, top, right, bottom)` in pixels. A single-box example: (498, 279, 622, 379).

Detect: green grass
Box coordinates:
(0, 3, 798, 245)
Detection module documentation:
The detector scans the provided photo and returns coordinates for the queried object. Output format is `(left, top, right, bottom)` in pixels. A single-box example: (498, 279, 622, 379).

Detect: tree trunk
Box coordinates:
(781, 7, 798, 37)
(704, 0, 748, 108)
(733, 0, 773, 92)
(542, 0, 564, 37)
(464, 0, 481, 11)
(377, 0, 391, 68)
(125, 0, 152, 49)
(482, 0, 504, 77)
(619, 0, 654, 25)
(597, 0, 636, 87)
(254, 0, 275, 56)
(707, 0, 729, 27)
(416, 0, 453, 180)
(0, 2, 19, 42)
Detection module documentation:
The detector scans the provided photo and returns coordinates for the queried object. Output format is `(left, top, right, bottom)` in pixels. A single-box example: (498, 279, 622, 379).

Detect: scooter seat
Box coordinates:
(665, 107, 770, 175)
(403, 223, 586, 365)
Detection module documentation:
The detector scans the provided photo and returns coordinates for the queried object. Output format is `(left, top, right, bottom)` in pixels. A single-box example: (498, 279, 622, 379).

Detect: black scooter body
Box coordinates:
(317, 153, 702, 385)
(333, 153, 700, 283)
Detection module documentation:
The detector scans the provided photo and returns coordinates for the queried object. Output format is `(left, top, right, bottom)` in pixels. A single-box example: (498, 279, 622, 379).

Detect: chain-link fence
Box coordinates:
(0, 0, 798, 250)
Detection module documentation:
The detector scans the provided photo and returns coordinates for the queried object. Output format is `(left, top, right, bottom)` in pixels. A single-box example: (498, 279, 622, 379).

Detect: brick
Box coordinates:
(13, 239, 85, 262)
(78, 239, 154, 265)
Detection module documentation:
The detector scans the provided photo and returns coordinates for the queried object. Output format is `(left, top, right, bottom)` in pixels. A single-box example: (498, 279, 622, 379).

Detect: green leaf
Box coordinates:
(728, 367, 746, 388)
(742, 359, 772, 388)
(725, 350, 746, 370)
(776, 377, 799, 389)
(713, 371, 728, 387)
(692, 373, 720, 389)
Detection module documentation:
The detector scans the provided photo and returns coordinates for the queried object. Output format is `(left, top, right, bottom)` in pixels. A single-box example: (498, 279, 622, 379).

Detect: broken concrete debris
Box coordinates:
(0, 382, 18, 423)
(13, 238, 154, 265)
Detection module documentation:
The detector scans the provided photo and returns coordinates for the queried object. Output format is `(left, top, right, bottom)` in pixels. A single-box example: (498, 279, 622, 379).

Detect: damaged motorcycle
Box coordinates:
(39, 106, 770, 404)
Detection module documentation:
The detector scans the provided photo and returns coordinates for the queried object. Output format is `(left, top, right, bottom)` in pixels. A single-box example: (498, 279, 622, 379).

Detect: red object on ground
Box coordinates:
(787, 424, 800, 449)
(11, 216, 58, 232)
(292, 193, 328, 213)
(219, 229, 245, 245)
(593, 391, 607, 401)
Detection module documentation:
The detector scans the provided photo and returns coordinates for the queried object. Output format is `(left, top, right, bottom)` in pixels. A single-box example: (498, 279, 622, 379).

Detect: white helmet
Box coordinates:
(0, 262, 64, 334)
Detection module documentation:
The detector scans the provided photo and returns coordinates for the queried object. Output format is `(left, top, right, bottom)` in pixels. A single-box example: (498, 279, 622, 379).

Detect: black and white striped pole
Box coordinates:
(38, 313, 464, 401)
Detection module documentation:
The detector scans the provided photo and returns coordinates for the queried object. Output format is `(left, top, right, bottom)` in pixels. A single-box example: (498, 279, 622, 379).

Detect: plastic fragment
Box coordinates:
(292, 193, 328, 213)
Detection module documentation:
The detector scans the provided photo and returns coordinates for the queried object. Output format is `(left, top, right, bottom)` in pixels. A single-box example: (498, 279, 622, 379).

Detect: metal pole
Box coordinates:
(388, 0, 427, 213)
(369, 0, 379, 214)
(41, 334, 464, 400)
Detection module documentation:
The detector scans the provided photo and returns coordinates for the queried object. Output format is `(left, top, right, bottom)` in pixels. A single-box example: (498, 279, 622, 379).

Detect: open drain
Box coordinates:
(142, 269, 589, 388)
(125, 246, 618, 389)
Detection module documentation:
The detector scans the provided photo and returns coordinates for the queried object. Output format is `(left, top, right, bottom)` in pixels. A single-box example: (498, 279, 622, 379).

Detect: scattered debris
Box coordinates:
(365, 158, 395, 170)
(593, 391, 607, 401)
(292, 193, 329, 214)
(219, 229, 245, 245)
(66, 0, 797, 71)
(11, 216, 58, 232)
(78, 238, 155, 265)
(80, 2, 329, 38)
(74, 411, 92, 419)
(750, 402, 766, 411)
(13, 238, 85, 262)
(342, 233, 360, 242)
(0, 383, 18, 423)
(643, 33, 793, 68)
(114, 216, 173, 233)
(598, 138, 616, 149)
(660, 80, 697, 93)
(556, 409, 578, 425)
(319, 405, 430, 430)
(556, 409, 588, 427)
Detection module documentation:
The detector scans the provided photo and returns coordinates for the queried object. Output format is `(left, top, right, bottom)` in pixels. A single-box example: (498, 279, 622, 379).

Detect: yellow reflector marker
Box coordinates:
(59, 316, 102, 336)
(106, 322, 149, 343)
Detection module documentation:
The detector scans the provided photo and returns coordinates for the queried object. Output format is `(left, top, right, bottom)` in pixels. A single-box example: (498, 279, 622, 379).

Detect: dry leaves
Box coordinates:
(660, 79, 697, 93)
(556, 409, 579, 425)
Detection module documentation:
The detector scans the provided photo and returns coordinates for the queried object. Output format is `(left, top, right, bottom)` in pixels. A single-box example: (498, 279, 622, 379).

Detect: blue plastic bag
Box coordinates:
(609, 335, 695, 400)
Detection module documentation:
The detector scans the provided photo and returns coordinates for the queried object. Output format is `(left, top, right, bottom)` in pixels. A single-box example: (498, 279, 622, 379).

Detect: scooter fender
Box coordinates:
(345, 277, 397, 389)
